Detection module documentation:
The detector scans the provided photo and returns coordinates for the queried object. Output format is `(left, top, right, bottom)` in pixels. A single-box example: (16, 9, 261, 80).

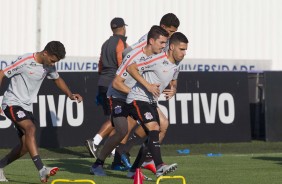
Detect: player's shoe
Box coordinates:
(0, 168, 8, 182)
(121, 154, 132, 169)
(90, 164, 106, 176)
(155, 163, 178, 178)
(39, 166, 59, 183)
(126, 170, 152, 181)
(111, 163, 128, 171)
(141, 159, 156, 174)
(85, 139, 98, 158)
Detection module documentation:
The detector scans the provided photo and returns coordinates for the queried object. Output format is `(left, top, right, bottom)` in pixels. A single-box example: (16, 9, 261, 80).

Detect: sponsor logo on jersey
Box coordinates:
(30, 62, 37, 67)
(163, 60, 169, 66)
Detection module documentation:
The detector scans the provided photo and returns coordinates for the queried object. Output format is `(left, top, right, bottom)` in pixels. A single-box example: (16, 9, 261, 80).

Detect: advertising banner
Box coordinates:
(0, 72, 251, 148)
(1, 56, 271, 72)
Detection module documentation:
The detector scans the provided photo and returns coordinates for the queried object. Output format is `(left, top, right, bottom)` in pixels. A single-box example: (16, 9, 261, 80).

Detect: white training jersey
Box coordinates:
(107, 47, 151, 100)
(1, 53, 59, 112)
(126, 52, 180, 104)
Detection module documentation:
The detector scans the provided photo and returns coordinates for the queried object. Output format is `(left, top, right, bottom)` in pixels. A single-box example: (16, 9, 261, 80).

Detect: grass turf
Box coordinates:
(1, 141, 282, 184)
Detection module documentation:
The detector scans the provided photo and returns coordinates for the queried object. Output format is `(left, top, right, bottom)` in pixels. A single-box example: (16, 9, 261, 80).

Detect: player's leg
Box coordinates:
(112, 116, 137, 170)
(140, 107, 169, 173)
(157, 107, 169, 143)
(133, 101, 177, 177)
(91, 99, 129, 176)
(4, 106, 58, 182)
(0, 126, 27, 182)
(85, 119, 114, 158)
(85, 87, 114, 158)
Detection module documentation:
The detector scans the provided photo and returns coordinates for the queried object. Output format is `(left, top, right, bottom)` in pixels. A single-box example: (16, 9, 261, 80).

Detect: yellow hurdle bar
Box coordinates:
(156, 175, 186, 184)
(51, 179, 96, 184)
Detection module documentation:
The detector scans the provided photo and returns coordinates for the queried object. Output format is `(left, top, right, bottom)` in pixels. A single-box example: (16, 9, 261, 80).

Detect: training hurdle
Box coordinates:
(156, 175, 186, 184)
(51, 179, 95, 184)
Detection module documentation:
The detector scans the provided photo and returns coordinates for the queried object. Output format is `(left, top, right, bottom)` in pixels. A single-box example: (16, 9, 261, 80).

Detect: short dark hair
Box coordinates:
(147, 25, 169, 45)
(44, 41, 66, 60)
(160, 13, 180, 28)
(169, 32, 188, 46)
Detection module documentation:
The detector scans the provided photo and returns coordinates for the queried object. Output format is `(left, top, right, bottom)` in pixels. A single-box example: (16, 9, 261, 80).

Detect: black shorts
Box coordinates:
(128, 100, 160, 124)
(3, 106, 36, 137)
(110, 97, 132, 127)
(110, 98, 130, 118)
(97, 86, 111, 116)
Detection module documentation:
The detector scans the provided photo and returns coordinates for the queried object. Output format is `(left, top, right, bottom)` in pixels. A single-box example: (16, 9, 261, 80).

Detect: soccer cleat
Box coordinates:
(90, 164, 106, 176)
(85, 139, 98, 158)
(111, 163, 129, 171)
(141, 159, 156, 174)
(0, 168, 8, 182)
(126, 170, 152, 181)
(39, 166, 59, 183)
(121, 154, 132, 169)
(155, 163, 178, 178)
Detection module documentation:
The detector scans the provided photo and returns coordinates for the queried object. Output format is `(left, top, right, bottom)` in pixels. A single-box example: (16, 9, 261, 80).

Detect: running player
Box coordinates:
(126, 32, 188, 178)
(0, 41, 83, 183)
(113, 12, 180, 172)
(90, 26, 169, 178)
(85, 17, 128, 158)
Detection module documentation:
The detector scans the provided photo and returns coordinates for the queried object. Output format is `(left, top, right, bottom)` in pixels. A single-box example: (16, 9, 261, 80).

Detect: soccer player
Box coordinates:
(0, 41, 83, 183)
(126, 32, 188, 178)
(90, 25, 169, 177)
(85, 17, 128, 158)
(113, 12, 180, 172)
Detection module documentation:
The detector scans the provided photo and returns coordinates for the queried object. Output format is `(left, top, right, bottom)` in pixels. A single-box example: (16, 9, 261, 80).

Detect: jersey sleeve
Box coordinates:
(3, 55, 29, 78)
(117, 48, 142, 79)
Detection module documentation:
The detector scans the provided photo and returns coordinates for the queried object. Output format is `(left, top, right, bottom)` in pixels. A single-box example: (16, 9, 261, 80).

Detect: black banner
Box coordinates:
(264, 72, 282, 141)
(0, 72, 251, 148)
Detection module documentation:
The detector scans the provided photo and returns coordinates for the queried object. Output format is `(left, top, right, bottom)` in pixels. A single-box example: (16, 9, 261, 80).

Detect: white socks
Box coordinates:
(93, 134, 103, 146)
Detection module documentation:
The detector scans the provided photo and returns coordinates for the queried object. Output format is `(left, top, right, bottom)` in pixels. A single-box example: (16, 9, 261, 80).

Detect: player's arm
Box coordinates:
(112, 75, 130, 94)
(163, 80, 177, 100)
(53, 77, 83, 102)
(127, 63, 160, 98)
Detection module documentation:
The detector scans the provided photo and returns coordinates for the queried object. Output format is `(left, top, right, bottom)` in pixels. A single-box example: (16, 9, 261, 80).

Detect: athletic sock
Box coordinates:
(130, 143, 148, 172)
(32, 155, 44, 171)
(112, 151, 122, 165)
(147, 130, 163, 167)
(95, 158, 104, 166)
(93, 134, 103, 146)
(0, 156, 9, 168)
(123, 133, 144, 153)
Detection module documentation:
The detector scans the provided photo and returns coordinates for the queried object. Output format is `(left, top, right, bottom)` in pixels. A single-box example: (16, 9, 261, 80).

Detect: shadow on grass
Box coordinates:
(252, 156, 282, 165)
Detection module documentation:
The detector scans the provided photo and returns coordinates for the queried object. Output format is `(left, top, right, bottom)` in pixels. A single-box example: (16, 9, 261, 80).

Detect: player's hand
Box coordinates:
(163, 86, 177, 100)
(69, 94, 83, 103)
(147, 83, 160, 98)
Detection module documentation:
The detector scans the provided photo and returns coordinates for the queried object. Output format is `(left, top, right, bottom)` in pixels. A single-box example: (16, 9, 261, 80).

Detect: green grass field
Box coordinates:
(1, 141, 282, 184)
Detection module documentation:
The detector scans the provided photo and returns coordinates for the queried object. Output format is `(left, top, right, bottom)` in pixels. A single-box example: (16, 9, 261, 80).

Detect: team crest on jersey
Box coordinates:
(16, 110, 26, 118)
(114, 105, 122, 114)
(144, 112, 153, 120)
(140, 56, 146, 61)
(163, 60, 169, 66)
